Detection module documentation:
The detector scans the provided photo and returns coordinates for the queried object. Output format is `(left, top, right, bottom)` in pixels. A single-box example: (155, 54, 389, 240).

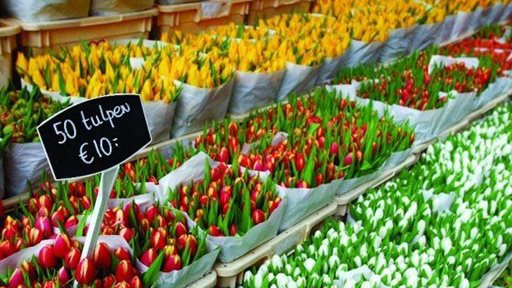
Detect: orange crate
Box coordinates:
(0, 21, 19, 87)
(155, 0, 251, 36)
(5, 9, 157, 55)
(247, 0, 312, 25)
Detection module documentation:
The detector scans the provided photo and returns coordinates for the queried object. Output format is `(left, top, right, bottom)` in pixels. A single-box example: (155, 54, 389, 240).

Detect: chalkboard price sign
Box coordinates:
(37, 94, 152, 180)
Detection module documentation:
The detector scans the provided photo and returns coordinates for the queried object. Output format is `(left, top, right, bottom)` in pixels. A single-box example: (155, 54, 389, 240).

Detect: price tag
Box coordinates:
(37, 94, 151, 180)
(37, 94, 152, 269)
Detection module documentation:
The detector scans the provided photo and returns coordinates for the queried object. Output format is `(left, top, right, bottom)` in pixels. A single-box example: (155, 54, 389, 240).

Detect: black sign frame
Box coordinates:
(37, 94, 152, 180)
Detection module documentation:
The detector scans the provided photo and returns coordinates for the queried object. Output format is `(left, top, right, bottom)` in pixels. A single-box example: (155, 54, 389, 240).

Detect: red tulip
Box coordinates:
(209, 225, 222, 236)
(114, 247, 132, 262)
(38, 245, 58, 268)
(230, 224, 238, 236)
(64, 216, 79, 229)
(35, 216, 52, 238)
(115, 282, 130, 288)
(20, 260, 36, 280)
(64, 247, 81, 269)
(42, 281, 58, 288)
(76, 258, 96, 284)
(145, 205, 159, 223)
(175, 222, 188, 237)
(252, 209, 265, 225)
(119, 228, 134, 242)
(103, 274, 116, 288)
(115, 260, 137, 282)
(217, 147, 230, 163)
(8, 268, 23, 288)
(57, 267, 71, 284)
(130, 276, 143, 288)
(177, 235, 197, 255)
(162, 254, 182, 272)
(343, 154, 353, 166)
(140, 248, 158, 267)
(150, 230, 166, 251)
(54, 234, 71, 259)
(330, 142, 339, 155)
(94, 242, 112, 269)
(28, 228, 44, 246)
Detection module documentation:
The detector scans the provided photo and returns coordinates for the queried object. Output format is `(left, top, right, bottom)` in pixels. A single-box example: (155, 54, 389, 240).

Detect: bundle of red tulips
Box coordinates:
(1, 234, 139, 287)
(168, 160, 281, 237)
(100, 202, 209, 275)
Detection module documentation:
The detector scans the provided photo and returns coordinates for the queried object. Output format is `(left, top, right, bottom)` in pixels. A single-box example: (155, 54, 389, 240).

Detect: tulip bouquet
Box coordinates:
(208, 23, 275, 41)
(0, 85, 70, 195)
(0, 85, 69, 144)
(243, 102, 512, 288)
(99, 202, 211, 279)
(0, 234, 142, 287)
(167, 160, 281, 238)
(335, 49, 501, 110)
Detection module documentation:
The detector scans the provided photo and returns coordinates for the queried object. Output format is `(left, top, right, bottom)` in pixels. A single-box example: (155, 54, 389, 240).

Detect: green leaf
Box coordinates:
(142, 251, 165, 287)
(75, 210, 90, 237)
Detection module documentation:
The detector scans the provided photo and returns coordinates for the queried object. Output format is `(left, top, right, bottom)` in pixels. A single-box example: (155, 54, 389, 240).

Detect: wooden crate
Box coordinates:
(155, 0, 251, 37)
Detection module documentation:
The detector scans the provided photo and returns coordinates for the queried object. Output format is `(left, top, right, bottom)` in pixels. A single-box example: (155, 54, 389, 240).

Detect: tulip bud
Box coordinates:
(175, 222, 188, 237)
(76, 258, 96, 285)
(28, 228, 44, 246)
(209, 225, 222, 236)
(103, 274, 116, 288)
(252, 209, 265, 225)
(115, 260, 137, 282)
(130, 276, 143, 288)
(119, 228, 134, 242)
(35, 216, 52, 238)
(38, 245, 58, 268)
(162, 254, 182, 272)
(140, 248, 158, 267)
(94, 242, 112, 269)
(114, 247, 132, 262)
(150, 230, 166, 251)
(177, 235, 197, 255)
(54, 234, 72, 259)
(8, 268, 23, 288)
(57, 267, 71, 285)
(64, 247, 81, 269)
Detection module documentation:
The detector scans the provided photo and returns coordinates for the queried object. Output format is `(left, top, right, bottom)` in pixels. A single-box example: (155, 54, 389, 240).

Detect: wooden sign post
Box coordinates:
(37, 94, 151, 261)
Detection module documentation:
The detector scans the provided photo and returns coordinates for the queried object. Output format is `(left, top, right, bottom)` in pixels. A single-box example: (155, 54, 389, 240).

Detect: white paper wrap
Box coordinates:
(171, 79, 234, 138)
(151, 248, 220, 288)
(450, 12, 473, 40)
(4, 142, 49, 196)
(21, 80, 177, 144)
(317, 54, 346, 85)
(479, 5, 502, 26)
(90, 0, 155, 16)
(228, 70, 285, 115)
(277, 176, 338, 231)
(498, 3, 512, 23)
(276, 62, 321, 101)
(341, 40, 385, 68)
(380, 26, 418, 63)
(473, 77, 512, 110)
(409, 22, 443, 53)
(439, 16, 456, 45)
(4, 0, 90, 22)
(158, 152, 286, 263)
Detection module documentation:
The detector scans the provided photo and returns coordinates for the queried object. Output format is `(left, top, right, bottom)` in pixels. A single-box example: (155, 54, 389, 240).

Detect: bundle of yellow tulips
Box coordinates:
(313, 0, 430, 41)
(207, 23, 274, 40)
(227, 38, 286, 73)
(156, 46, 235, 88)
(259, 14, 350, 63)
(16, 42, 178, 103)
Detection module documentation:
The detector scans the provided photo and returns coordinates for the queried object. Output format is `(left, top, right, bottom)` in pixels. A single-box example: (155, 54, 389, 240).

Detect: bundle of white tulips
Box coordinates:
(242, 103, 512, 288)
